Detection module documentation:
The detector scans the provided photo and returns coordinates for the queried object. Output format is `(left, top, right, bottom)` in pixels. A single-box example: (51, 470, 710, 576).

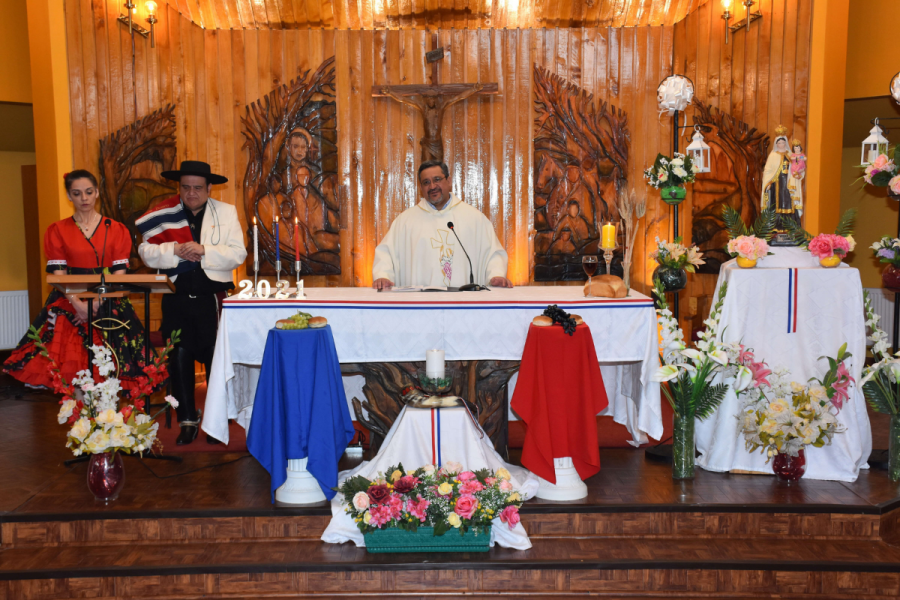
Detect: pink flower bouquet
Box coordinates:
(726, 235, 769, 261)
(807, 233, 856, 259)
(336, 463, 524, 537)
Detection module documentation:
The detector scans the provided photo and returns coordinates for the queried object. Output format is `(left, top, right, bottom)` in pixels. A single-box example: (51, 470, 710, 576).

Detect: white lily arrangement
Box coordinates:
(653, 281, 754, 419)
(860, 291, 900, 417)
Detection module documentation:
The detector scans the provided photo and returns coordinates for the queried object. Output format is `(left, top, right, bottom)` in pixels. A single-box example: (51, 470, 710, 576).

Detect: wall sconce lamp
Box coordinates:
(146, 1, 158, 48)
(722, 0, 733, 45)
(728, 0, 762, 35)
(117, 2, 150, 39)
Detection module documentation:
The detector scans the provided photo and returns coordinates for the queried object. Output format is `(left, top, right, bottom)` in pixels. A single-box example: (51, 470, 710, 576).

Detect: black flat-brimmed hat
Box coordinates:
(161, 160, 228, 185)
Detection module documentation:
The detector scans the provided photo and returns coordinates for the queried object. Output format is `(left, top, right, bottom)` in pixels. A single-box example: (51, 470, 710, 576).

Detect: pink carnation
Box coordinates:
(499, 505, 521, 530)
(459, 479, 485, 494)
(367, 504, 394, 528)
(388, 493, 404, 520)
(405, 495, 431, 522)
(484, 477, 497, 486)
(457, 471, 476, 482)
(454, 494, 479, 519)
(499, 480, 513, 492)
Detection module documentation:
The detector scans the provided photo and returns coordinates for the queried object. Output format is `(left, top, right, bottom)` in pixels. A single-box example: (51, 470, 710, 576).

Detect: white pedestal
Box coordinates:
(535, 457, 588, 501)
(275, 458, 327, 505)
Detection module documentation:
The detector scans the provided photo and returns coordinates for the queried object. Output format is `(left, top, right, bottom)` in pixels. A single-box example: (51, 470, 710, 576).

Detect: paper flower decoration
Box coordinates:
(657, 75, 694, 115)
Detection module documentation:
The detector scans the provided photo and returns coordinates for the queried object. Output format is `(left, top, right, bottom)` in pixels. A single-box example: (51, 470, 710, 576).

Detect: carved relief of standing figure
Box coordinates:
(761, 125, 801, 245)
(380, 83, 484, 162)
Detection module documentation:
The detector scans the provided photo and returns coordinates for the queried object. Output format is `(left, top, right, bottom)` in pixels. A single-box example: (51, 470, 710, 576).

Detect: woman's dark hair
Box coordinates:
(63, 169, 98, 192)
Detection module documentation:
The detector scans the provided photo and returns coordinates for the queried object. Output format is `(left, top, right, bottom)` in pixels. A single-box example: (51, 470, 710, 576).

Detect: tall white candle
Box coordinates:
(425, 349, 445, 379)
(252, 217, 258, 266)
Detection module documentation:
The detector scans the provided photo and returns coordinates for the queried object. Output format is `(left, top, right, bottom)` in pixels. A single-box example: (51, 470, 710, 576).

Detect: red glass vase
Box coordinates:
(883, 264, 900, 291)
(772, 449, 806, 482)
(87, 452, 125, 502)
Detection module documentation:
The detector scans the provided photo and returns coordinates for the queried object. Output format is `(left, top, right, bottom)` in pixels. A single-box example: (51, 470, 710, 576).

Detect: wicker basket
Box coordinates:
(363, 526, 491, 553)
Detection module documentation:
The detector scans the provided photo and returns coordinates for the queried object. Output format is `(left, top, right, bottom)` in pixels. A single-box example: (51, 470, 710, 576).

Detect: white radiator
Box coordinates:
(0, 290, 30, 350)
(865, 288, 895, 347)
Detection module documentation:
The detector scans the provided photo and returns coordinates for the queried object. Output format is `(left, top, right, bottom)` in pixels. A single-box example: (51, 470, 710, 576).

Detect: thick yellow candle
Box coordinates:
(601, 222, 616, 249)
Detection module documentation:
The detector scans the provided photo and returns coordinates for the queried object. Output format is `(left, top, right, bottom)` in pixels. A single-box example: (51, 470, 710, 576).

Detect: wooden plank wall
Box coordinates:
(672, 0, 812, 328)
(65, 0, 811, 306)
(65, 0, 677, 292)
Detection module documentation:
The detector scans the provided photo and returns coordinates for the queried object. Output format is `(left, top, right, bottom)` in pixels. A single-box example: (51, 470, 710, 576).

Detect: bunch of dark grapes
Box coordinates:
(543, 305, 577, 336)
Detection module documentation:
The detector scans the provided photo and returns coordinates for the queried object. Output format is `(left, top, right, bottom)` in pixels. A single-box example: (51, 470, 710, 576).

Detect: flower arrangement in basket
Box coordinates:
(739, 345, 852, 481)
(335, 462, 523, 552)
(858, 149, 900, 193)
(643, 152, 697, 204)
(722, 205, 775, 268)
(859, 292, 900, 480)
(650, 237, 704, 292)
(27, 327, 180, 500)
(652, 280, 757, 479)
(781, 209, 857, 268)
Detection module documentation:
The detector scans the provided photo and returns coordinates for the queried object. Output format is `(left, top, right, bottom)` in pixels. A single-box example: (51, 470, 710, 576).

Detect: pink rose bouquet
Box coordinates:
(726, 235, 769, 261)
(807, 233, 853, 259)
(336, 462, 525, 537)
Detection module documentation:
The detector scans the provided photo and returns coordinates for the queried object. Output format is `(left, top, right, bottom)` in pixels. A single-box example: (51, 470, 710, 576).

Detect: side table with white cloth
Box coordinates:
(320, 405, 540, 549)
(202, 287, 663, 449)
(695, 248, 872, 482)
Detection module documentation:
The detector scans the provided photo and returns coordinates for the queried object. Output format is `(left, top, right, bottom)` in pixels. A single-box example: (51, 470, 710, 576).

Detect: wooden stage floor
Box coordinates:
(2, 373, 900, 599)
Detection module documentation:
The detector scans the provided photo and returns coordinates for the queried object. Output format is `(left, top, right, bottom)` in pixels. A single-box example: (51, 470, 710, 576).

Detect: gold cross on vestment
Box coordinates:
(430, 229, 455, 258)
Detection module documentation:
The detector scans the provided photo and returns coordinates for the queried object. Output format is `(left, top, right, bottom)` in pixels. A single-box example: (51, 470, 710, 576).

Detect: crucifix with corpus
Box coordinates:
(372, 33, 499, 163)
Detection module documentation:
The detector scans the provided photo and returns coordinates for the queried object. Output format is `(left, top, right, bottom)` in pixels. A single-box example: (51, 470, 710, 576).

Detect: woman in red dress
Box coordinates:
(3, 170, 151, 390)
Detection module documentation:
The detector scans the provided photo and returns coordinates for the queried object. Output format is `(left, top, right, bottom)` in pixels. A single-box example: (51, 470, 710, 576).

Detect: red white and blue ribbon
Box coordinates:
(430, 408, 442, 467)
(787, 268, 799, 334)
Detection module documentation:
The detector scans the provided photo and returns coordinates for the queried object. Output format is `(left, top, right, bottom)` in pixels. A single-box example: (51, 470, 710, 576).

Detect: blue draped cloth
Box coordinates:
(247, 326, 356, 502)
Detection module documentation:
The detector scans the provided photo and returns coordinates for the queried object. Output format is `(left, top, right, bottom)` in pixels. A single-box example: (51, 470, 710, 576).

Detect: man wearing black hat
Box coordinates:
(137, 161, 247, 445)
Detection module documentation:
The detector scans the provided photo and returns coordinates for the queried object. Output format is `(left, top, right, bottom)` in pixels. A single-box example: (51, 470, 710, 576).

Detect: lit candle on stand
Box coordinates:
(601, 221, 617, 250)
(425, 349, 445, 380)
(252, 216, 258, 266)
(274, 216, 280, 264)
(294, 217, 300, 261)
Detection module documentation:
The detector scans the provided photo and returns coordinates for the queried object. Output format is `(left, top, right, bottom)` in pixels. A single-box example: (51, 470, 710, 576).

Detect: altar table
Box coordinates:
(695, 251, 872, 482)
(203, 286, 661, 446)
(246, 326, 356, 501)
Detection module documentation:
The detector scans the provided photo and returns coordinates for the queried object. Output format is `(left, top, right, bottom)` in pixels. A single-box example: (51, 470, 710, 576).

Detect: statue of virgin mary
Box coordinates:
(761, 125, 802, 246)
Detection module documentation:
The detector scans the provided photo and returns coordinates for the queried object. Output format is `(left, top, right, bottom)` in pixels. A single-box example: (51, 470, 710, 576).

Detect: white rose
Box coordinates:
(673, 167, 688, 178)
(352, 491, 370, 511)
(58, 399, 77, 424)
(671, 157, 684, 166)
(69, 417, 92, 442)
(422, 464, 436, 475)
(443, 461, 463, 475)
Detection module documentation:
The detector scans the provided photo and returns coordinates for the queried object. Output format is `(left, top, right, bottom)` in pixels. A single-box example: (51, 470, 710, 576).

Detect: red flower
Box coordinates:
(392, 475, 419, 494)
(121, 405, 134, 420)
(367, 484, 390, 504)
(133, 398, 145, 412)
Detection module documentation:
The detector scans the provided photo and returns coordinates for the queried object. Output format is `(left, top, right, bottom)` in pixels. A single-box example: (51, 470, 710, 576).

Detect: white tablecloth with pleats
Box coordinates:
(695, 249, 872, 481)
(202, 286, 662, 446)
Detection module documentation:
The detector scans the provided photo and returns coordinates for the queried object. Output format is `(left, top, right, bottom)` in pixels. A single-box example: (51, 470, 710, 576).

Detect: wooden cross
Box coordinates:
(372, 33, 498, 163)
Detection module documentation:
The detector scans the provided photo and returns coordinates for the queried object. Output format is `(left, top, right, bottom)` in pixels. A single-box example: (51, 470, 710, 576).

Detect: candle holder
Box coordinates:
(293, 261, 306, 299)
(601, 245, 618, 276)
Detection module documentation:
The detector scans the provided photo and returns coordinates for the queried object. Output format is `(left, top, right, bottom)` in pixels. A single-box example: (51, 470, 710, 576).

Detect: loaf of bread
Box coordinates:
(532, 315, 554, 327)
(308, 316, 328, 328)
(275, 319, 293, 329)
(570, 314, 584, 325)
(584, 275, 627, 298)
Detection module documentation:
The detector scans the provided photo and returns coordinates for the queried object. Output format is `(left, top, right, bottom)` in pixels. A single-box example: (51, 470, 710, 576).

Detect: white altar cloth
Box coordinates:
(321, 406, 539, 549)
(695, 256, 872, 482)
(203, 286, 662, 446)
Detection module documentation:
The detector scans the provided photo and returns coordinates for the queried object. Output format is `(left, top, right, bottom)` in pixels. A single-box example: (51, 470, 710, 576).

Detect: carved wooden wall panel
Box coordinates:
(241, 58, 339, 275)
(533, 65, 629, 281)
(97, 105, 178, 269)
(689, 100, 769, 273)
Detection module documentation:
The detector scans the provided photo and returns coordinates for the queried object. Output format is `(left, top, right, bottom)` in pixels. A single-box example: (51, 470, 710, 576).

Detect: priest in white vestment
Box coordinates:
(372, 161, 513, 289)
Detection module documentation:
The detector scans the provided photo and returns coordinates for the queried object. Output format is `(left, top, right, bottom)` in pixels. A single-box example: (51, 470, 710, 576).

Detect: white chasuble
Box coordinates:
(372, 195, 509, 287)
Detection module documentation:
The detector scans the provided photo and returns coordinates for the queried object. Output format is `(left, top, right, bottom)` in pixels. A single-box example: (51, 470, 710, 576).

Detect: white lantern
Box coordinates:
(890, 71, 900, 105)
(685, 126, 711, 174)
(861, 120, 889, 165)
(657, 75, 694, 116)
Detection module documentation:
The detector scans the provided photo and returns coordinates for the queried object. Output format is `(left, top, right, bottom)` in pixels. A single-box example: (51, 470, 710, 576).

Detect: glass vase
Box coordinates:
(87, 451, 125, 502)
(883, 264, 900, 291)
(652, 266, 688, 293)
(889, 415, 900, 482)
(672, 413, 695, 480)
(772, 449, 806, 482)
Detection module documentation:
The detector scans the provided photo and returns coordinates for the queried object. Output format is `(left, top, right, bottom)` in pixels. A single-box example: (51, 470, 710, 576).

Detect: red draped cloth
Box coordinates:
(511, 323, 609, 483)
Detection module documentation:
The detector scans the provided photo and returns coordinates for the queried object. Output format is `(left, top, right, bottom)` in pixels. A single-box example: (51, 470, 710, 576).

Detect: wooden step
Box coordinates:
(3, 537, 900, 599)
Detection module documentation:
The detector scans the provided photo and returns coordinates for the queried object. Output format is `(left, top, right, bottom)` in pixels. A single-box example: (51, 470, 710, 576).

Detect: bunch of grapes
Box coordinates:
(543, 305, 577, 336)
(280, 311, 313, 330)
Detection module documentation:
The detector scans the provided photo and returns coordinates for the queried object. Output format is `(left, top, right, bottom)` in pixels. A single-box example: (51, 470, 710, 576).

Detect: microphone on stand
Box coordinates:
(447, 221, 487, 292)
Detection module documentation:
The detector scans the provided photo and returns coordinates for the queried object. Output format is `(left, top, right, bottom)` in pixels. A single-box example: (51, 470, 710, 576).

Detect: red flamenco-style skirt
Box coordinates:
(3, 291, 151, 392)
